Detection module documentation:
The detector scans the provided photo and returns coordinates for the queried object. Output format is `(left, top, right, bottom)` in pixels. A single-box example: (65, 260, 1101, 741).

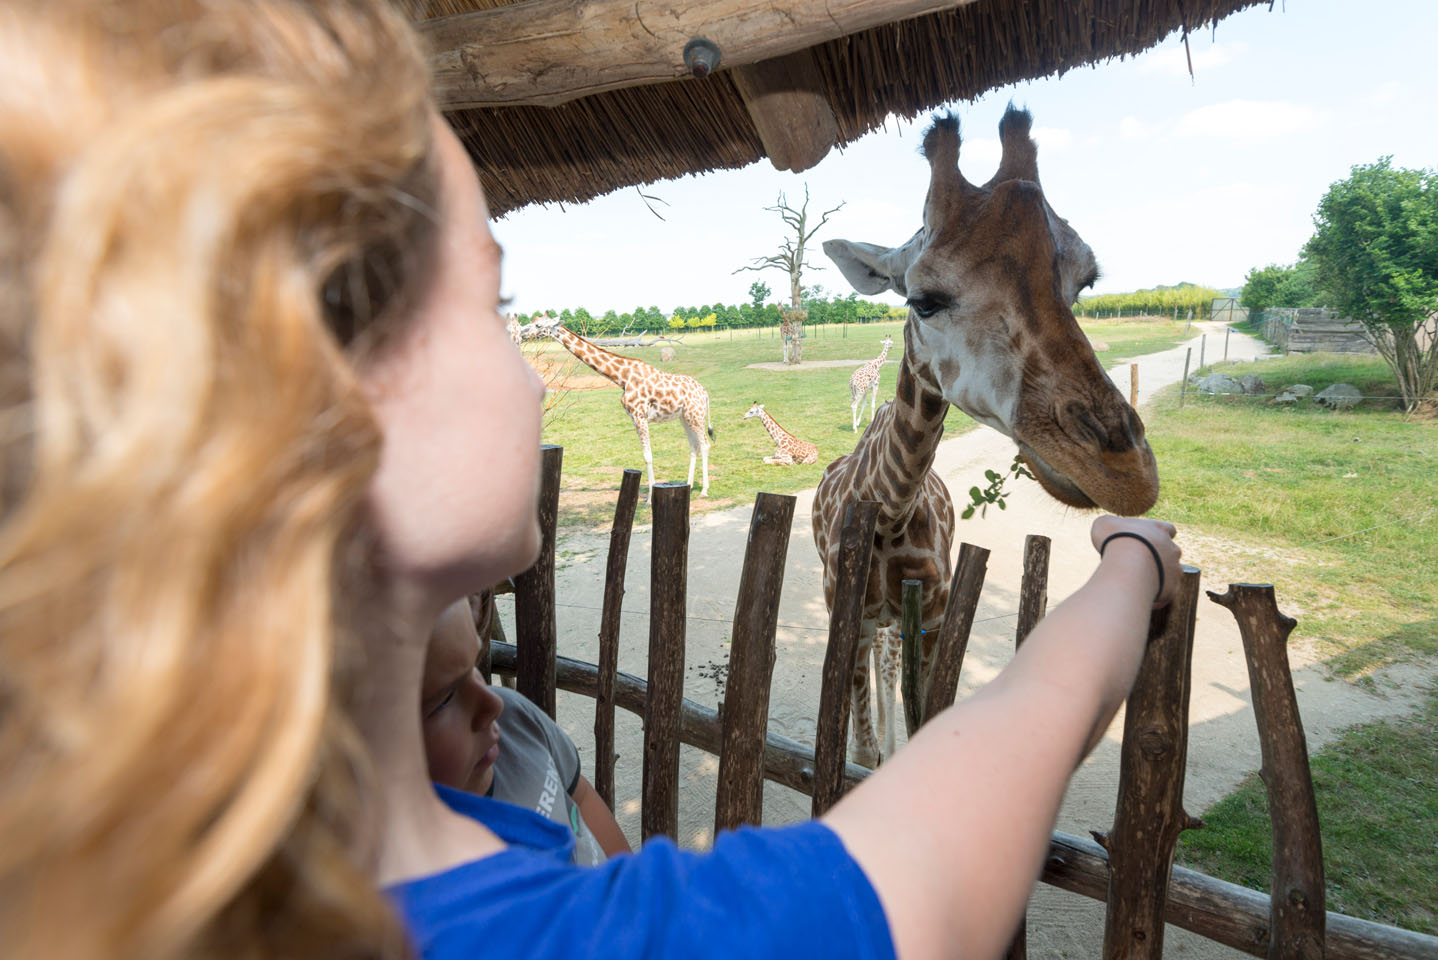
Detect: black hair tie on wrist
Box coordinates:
(1099, 531, 1164, 603)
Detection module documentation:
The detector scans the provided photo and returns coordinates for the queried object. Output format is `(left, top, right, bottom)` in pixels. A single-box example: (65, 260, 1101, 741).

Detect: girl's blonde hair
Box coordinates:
(0, 2, 440, 956)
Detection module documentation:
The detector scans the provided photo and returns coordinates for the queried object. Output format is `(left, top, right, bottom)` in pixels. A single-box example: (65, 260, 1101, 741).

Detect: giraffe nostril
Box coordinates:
(1076, 409, 1107, 448)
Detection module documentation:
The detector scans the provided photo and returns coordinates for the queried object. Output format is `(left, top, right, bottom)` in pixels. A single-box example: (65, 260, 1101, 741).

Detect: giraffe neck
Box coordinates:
(850, 349, 948, 535)
(551, 326, 648, 387)
(875, 342, 891, 365)
(759, 409, 793, 445)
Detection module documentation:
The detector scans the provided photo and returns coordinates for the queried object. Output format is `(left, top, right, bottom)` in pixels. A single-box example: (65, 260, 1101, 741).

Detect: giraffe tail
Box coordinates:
(706, 398, 716, 443)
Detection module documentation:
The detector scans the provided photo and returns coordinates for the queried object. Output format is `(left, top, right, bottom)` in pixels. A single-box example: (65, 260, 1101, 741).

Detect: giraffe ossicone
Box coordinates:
(743, 401, 818, 466)
(528, 314, 714, 504)
(812, 107, 1159, 768)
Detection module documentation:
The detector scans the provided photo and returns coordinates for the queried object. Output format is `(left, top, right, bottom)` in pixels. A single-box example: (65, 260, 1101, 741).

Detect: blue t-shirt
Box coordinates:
(390, 785, 895, 960)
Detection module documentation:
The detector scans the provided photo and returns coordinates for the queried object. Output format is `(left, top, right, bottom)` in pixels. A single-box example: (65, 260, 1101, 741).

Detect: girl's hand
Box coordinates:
(1089, 516, 1182, 608)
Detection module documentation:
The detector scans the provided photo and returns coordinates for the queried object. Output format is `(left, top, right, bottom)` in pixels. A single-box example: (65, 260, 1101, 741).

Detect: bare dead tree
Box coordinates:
(733, 185, 844, 364)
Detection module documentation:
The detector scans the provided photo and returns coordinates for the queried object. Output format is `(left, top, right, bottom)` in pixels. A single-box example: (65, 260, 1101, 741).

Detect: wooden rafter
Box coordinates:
(419, 0, 979, 110)
(730, 50, 839, 172)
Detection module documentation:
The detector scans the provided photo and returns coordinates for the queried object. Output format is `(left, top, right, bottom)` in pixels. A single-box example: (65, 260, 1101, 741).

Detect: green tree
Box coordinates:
(747, 280, 771, 307)
(1242, 260, 1322, 312)
(1241, 264, 1289, 312)
(1305, 158, 1438, 412)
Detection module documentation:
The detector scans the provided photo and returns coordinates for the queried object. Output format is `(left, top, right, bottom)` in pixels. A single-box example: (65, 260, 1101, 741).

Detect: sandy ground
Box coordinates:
(495, 322, 1433, 958)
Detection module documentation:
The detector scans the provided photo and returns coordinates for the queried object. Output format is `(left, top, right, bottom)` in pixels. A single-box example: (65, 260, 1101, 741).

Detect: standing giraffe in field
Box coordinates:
(813, 108, 1159, 767)
(743, 402, 819, 466)
(528, 316, 713, 503)
(849, 335, 894, 432)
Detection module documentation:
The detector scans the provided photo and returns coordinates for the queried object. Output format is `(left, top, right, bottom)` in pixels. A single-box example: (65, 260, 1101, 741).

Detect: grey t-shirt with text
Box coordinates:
(489, 686, 605, 866)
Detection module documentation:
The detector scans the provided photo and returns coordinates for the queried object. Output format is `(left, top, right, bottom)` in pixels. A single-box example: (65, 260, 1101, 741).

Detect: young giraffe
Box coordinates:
(813, 108, 1160, 768)
(742, 402, 819, 466)
(848, 335, 894, 432)
(529, 315, 713, 503)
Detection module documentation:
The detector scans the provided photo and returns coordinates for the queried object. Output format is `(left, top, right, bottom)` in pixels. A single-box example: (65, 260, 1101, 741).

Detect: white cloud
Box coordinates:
(955, 137, 1002, 181)
(1135, 40, 1246, 78)
(1173, 99, 1326, 139)
(1363, 80, 1406, 105)
(1118, 116, 1149, 140)
(1033, 126, 1072, 150)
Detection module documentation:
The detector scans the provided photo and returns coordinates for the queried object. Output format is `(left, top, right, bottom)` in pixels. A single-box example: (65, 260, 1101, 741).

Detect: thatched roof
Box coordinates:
(409, 0, 1270, 217)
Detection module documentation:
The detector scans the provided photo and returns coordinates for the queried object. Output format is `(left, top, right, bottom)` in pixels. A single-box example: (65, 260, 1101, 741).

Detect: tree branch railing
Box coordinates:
(491, 445, 1437, 960)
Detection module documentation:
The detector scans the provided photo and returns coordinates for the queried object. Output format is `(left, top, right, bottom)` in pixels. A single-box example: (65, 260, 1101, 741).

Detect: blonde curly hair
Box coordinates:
(0, 2, 440, 956)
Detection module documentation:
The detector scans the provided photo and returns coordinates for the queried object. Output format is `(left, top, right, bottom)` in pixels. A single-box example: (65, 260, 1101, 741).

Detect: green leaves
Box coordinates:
(961, 455, 1036, 519)
(1304, 157, 1438, 411)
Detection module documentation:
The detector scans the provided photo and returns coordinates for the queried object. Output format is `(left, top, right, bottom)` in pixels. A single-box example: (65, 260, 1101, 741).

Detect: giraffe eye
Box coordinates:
(906, 294, 949, 319)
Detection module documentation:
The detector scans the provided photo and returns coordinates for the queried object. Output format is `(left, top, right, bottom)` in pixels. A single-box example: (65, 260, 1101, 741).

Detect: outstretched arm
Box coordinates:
(824, 516, 1181, 960)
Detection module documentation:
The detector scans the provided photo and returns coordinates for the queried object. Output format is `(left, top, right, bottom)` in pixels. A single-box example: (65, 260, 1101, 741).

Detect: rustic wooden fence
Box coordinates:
(483, 444, 1435, 960)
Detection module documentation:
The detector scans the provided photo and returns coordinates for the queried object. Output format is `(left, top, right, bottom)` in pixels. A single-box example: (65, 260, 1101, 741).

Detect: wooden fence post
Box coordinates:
(900, 579, 923, 737)
(1004, 534, 1052, 960)
(1224, 326, 1232, 363)
(1179, 348, 1192, 409)
(921, 541, 990, 719)
(1130, 363, 1139, 406)
(714, 492, 796, 834)
(1208, 585, 1326, 960)
(514, 443, 562, 718)
(1101, 565, 1203, 960)
(811, 500, 881, 817)
(593, 468, 641, 809)
(642, 482, 689, 841)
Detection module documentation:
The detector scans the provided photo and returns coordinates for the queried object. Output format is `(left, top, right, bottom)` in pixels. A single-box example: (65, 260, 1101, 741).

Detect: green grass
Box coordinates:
(1176, 691, 1438, 935)
(537, 318, 1190, 528)
(1145, 352, 1437, 676)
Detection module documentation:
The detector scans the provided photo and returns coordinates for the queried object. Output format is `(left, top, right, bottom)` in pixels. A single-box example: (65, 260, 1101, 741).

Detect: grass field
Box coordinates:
(1144, 352, 1436, 676)
(1177, 691, 1438, 935)
(536, 317, 1191, 528)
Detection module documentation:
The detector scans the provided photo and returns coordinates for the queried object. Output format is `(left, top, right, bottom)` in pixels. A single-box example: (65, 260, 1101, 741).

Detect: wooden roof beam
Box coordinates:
(420, 0, 979, 111)
(731, 50, 838, 173)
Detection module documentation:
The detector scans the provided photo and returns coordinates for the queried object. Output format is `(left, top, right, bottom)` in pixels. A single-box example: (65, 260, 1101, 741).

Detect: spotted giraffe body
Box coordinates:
(530, 317, 713, 503)
(814, 108, 1160, 768)
(813, 349, 956, 765)
(743, 402, 818, 466)
(848, 336, 893, 432)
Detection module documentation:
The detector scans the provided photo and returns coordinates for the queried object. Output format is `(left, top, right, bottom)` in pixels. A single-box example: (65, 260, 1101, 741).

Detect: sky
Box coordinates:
(488, 0, 1437, 316)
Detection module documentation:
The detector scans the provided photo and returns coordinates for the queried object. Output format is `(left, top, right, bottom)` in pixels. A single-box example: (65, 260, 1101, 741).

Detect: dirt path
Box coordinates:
(506, 323, 1431, 957)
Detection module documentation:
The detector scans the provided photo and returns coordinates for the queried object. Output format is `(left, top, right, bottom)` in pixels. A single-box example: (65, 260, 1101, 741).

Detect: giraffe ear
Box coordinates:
(823, 230, 922, 297)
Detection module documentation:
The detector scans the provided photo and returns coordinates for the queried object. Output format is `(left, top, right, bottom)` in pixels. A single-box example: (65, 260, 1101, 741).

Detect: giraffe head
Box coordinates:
(879, 336, 893, 350)
(521, 311, 561, 341)
(743, 401, 766, 420)
(823, 107, 1158, 515)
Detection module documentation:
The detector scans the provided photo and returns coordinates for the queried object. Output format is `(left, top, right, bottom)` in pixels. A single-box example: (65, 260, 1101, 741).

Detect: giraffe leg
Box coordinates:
(848, 634, 881, 769)
(696, 424, 710, 498)
(869, 384, 877, 423)
(873, 624, 902, 762)
(851, 400, 860, 433)
(633, 414, 655, 504)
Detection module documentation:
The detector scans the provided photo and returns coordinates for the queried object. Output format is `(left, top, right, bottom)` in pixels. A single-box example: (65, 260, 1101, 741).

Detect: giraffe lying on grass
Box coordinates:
(742, 402, 818, 466)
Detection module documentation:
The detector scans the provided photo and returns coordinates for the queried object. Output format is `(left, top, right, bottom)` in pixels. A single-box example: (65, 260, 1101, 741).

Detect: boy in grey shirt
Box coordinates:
(421, 600, 631, 864)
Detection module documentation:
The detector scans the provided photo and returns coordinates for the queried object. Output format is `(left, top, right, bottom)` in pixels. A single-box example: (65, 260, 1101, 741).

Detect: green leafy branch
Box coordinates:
(962, 455, 1036, 520)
